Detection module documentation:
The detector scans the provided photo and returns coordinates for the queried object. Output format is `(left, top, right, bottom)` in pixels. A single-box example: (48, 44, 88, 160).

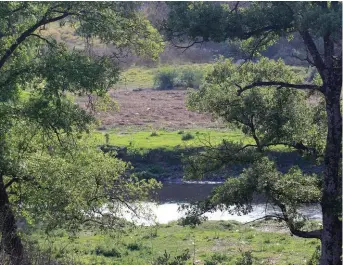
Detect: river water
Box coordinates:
(127, 182, 322, 225)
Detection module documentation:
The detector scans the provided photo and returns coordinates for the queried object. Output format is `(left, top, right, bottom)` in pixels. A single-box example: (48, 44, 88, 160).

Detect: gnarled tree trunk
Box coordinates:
(0, 176, 30, 265)
(320, 78, 342, 265)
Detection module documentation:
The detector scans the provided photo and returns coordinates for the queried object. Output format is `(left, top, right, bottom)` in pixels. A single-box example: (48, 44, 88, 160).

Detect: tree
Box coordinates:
(0, 2, 163, 264)
(165, 2, 342, 264)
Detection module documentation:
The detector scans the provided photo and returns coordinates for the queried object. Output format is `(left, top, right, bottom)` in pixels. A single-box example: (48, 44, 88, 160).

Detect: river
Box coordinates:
(125, 182, 322, 225)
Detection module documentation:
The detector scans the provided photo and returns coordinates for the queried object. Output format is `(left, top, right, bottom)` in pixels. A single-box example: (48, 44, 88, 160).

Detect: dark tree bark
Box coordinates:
(0, 176, 30, 265)
(320, 76, 342, 265)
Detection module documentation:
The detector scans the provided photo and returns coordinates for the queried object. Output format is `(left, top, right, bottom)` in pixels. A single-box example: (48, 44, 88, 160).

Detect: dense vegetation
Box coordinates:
(165, 2, 341, 265)
(30, 221, 320, 265)
(0, 2, 341, 265)
(0, 2, 162, 264)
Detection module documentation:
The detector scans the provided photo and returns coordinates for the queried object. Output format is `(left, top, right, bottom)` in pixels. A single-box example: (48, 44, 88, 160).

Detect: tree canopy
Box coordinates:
(165, 2, 342, 264)
(0, 2, 163, 264)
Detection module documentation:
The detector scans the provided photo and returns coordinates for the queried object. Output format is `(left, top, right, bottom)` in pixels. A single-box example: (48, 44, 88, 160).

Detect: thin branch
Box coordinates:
(291, 50, 315, 67)
(263, 141, 318, 156)
(170, 39, 204, 53)
(230, 2, 240, 14)
(29, 33, 56, 47)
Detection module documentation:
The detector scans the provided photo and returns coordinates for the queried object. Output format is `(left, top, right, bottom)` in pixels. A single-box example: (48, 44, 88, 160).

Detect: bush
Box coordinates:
(154, 68, 178, 90)
(181, 132, 194, 141)
(126, 242, 141, 251)
(236, 251, 253, 265)
(152, 249, 190, 265)
(179, 68, 204, 88)
(204, 253, 230, 265)
(154, 65, 207, 90)
(150, 131, 159, 137)
(94, 245, 121, 257)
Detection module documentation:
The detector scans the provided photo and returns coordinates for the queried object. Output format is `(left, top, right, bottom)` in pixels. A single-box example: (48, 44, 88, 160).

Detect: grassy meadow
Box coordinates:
(91, 129, 253, 151)
(31, 221, 320, 265)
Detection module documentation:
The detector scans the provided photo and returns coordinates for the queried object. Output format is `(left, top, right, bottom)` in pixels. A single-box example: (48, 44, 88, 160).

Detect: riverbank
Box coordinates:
(30, 220, 320, 265)
(93, 129, 322, 182)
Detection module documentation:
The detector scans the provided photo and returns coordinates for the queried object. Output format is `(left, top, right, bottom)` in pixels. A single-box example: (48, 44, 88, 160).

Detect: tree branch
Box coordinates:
(243, 214, 285, 225)
(263, 141, 318, 156)
(170, 39, 204, 53)
(278, 202, 322, 239)
(29, 33, 56, 47)
(237, 81, 322, 95)
(299, 30, 325, 79)
(291, 50, 315, 67)
(0, 12, 70, 70)
(4, 177, 18, 189)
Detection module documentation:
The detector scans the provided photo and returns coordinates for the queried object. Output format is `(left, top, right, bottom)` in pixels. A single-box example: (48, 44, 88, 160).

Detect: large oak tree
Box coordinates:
(0, 2, 162, 264)
(165, 2, 342, 264)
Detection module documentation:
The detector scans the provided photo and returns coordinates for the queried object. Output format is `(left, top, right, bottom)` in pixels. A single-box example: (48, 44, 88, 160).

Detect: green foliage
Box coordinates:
(154, 67, 178, 90)
(165, 2, 342, 58)
(4, 125, 160, 232)
(31, 221, 320, 265)
(154, 65, 210, 90)
(94, 245, 121, 258)
(151, 131, 159, 137)
(307, 246, 320, 265)
(235, 251, 253, 265)
(0, 2, 164, 256)
(182, 59, 325, 228)
(204, 253, 230, 265)
(179, 68, 204, 89)
(126, 242, 142, 251)
(181, 132, 194, 141)
(152, 249, 190, 265)
(188, 58, 325, 153)
(183, 156, 321, 229)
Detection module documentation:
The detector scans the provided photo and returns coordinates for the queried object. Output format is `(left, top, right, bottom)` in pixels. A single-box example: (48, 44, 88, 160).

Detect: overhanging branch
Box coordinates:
(278, 202, 322, 239)
(237, 81, 323, 95)
(0, 11, 70, 70)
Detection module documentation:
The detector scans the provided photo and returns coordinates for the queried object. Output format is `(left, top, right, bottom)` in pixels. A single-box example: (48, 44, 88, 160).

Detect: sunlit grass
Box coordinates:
(90, 129, 254, 151)
(31, 220, 319, 265)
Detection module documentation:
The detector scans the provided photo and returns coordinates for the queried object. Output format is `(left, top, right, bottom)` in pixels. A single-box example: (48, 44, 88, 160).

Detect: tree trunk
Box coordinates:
(0, 176, 30, 265)
(320, 81, 342, 265)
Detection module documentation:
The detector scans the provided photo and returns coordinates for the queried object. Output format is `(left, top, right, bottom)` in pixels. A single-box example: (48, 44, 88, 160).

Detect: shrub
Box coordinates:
(179, 68, 204, 88)
(204, 253, 230, 265)
(126, 242, 141, 251)
(150, 131, 159, 137)
(236, 251, 253, 265)
(181, 132, 194, 141)
(154, 68, 178, 90)
(153, 65, 207, 90)
(152, 249, 190, 265)
(149, 165, 164, 174)
(94, 245, 121, 258)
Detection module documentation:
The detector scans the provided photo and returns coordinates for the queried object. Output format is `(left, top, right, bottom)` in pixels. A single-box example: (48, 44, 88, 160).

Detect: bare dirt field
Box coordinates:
(81, 89, 222, 130)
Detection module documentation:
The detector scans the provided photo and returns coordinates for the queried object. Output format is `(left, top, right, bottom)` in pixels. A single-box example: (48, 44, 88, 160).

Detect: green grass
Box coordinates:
(31, 221, 320, 265)
(113, 64, 213, 90)
(113, 64, 308, 91)
(91, 129, 253, 151)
